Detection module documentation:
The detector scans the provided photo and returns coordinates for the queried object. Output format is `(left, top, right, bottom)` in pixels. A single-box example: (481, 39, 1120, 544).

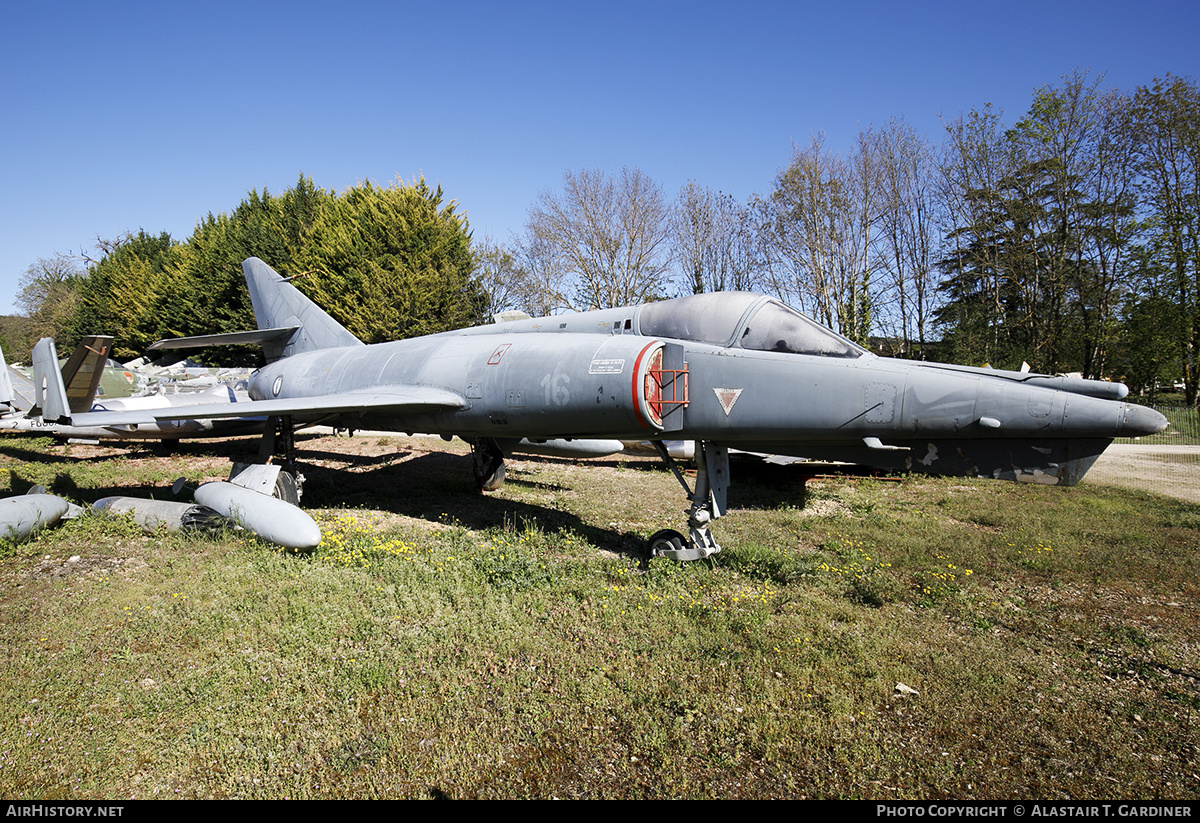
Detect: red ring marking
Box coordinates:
(630, 341, 662, 430)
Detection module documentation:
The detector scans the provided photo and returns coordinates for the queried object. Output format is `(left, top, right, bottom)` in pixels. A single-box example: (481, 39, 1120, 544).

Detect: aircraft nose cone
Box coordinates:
(1120, 404, 1169, 437)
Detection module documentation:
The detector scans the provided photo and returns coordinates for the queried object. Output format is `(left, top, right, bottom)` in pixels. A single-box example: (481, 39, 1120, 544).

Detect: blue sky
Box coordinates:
(2, 0, 1198, 314)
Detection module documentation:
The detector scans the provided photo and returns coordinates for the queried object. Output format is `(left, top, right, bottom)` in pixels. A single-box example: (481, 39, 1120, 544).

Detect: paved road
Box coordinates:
(1085, 444, 1200, 503)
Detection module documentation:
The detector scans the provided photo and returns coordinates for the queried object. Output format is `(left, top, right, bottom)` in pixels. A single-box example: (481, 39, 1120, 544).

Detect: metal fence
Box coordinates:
(1099, 405, 1199, 502)
(1116, 404, 1200, 445)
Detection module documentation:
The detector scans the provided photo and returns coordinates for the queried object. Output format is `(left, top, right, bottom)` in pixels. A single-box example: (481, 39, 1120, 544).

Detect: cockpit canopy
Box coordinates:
(638, 292, 865, 358)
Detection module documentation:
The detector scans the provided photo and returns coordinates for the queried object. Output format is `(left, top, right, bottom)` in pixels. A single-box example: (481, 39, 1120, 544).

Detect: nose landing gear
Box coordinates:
(648, 440, 728, 561)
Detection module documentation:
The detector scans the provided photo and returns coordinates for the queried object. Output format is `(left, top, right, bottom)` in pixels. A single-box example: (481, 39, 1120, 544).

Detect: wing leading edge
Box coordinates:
(74, 385, 467, 427)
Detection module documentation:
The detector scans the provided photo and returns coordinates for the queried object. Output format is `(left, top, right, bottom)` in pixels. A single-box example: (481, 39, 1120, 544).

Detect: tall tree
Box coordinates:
(759, 133, 877, 344)
(523, 167, 672, 310)
(296, 178, 483, 342)
(935, 75, 1139, 376)
(15, 254, 85, 355)
(1131, 74, 1200, 403)
(144, 175, 331, 362)
(672, 182, 763, 294)
(873, 118, 941, 356)
(936, 104, 1025, 367)
(472, 236, 535, 317)
(511, 230, 573, 316)
(1009, 72, 1137, 378)
(1116, 251, 1184, 397)
(69, 230, 177, 359)
(51, 175, 480, 363)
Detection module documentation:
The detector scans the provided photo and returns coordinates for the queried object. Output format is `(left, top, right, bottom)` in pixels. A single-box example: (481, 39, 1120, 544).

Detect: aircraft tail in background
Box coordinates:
(243, 258, 364, 359)
(146, 258, 365, 363)
(31, 338, 70, 424)
(0, 342, 15, 413)
(60, 335, 113, 413)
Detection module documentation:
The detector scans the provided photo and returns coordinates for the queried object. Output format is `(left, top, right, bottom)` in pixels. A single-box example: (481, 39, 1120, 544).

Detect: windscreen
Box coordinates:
(738, 301, 864, 358)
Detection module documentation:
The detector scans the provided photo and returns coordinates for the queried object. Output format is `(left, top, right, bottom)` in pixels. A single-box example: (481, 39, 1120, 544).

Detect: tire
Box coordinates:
(479, 461, 506, 492)
(647, 528, 687, 558)
(273, 471, 301, 505)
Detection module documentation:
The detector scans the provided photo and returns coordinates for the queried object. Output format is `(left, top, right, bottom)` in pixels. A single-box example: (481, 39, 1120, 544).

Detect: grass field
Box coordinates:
(0, 433, 1197, 799)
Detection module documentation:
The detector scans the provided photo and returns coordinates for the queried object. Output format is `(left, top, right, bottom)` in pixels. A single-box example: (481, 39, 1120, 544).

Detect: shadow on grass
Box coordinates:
(0, 434, 266, 466)
(7, 432, 891, 562)
(298, 451, 649, 556)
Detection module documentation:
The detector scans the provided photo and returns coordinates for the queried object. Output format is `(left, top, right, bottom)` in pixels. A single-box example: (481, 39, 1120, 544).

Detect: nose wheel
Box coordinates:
(647, 528, 687, 558)
(647, 441, 728, 561)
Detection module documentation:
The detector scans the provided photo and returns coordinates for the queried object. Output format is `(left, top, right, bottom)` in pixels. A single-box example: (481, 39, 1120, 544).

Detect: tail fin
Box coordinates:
(31, 339, 70, 424)
(60, 335, 113, 413)
(0, 343, 35, 414)
(145, 259, 365, 363)
(0, 342, 13, 413)
(242, 258, 363, 360)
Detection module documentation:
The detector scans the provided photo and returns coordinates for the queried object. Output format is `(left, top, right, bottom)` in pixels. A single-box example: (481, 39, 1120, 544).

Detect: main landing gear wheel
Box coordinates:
(647, 529, 687, 558)
(471, 438, 507, 492)
(273, 470, 301, 505)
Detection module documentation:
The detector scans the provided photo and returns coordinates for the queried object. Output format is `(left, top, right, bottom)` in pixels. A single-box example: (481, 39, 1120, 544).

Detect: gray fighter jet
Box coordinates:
(68, 258, 1168, 560)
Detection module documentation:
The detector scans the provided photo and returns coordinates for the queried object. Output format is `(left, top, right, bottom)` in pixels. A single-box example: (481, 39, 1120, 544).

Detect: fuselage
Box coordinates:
(248, 292, 1166, 454)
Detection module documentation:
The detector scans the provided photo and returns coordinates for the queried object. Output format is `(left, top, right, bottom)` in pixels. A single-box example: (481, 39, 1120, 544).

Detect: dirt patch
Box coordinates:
(24, 554, 138, 581)
(792, 498, 848, 518)
(1084, 444, 1200, 504)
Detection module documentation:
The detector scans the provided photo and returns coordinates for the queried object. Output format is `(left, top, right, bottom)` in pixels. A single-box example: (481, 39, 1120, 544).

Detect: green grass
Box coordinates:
(0, 435, 1197, 798)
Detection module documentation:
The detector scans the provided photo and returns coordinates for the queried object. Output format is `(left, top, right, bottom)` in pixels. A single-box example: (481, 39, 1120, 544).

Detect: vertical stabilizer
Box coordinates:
(242, 258, 363, 361)
(31, 339, 70, 424)
(0, 343, 14, 413)
(60, 335, 113, 413)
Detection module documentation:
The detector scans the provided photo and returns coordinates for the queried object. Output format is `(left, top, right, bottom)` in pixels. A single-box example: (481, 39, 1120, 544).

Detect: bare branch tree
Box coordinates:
(873, 118, 941, 356)
(16, 254, 85, 346)
(76, 231, 133, 267)
(524, 167, 673, 310)
(673, 182, 764, 294)
(473, 236, 532, 316)
(759, 134, 879, 343)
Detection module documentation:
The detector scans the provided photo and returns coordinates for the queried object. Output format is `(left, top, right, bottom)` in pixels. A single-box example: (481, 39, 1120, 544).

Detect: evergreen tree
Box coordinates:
(295, 178, 483, 342)
(49, 175, 480, 364)
(936, 74, 1139, 376)
(69, 230, 177, 358)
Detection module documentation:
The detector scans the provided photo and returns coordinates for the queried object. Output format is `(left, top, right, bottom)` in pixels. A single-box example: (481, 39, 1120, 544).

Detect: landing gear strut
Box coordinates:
(254, 414, 303, 502)
(471, 437, 506, 491)
(258, 414, 297, 469)
(649, 440, 729, 561)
